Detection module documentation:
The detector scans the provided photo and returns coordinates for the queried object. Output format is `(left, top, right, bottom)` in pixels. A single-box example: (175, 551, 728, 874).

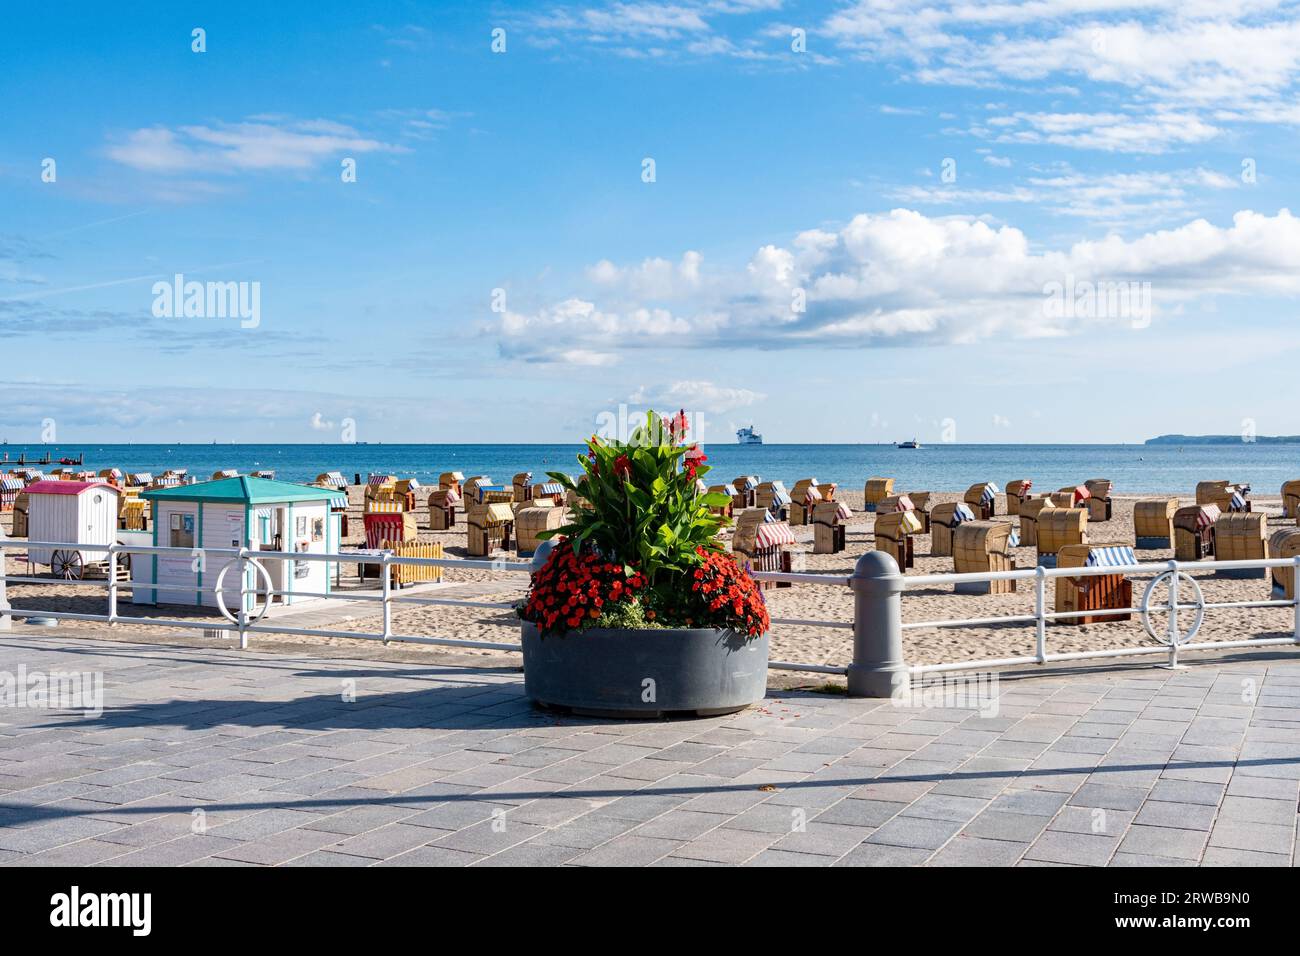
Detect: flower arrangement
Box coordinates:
(518, 410, 769, 639)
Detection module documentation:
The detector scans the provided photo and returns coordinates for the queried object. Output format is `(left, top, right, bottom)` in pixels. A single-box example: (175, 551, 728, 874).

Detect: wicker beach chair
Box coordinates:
(1212, 512, 1268, 578)
(1053, 544, 1135, 625)
(1133, 498, 1178, 549)
(1035, 507, 1088, 568)
(952, 521, 1018, 594)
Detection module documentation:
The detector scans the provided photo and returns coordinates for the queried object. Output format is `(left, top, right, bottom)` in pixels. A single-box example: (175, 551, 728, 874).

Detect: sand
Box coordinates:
(3, 486, 1295, 673)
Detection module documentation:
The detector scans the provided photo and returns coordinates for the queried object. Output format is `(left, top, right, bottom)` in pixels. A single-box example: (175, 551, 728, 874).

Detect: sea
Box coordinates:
(4, 442, 1298, 495)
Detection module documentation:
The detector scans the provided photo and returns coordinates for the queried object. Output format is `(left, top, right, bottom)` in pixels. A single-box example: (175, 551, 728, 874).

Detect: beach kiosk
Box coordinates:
(1213, 512, 1269, 578)
(136, 476, 342, 611)
(24, 480, 121, 579)
(952, 521, 1019, 594)
(1134, 498, 1178, 549)
(1054, 544, 1135, 625)
(930, 502, 976, 557)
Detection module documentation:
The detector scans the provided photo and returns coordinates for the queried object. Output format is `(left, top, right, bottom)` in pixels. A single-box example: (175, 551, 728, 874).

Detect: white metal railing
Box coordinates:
(0, 539, 534, 654)
(3, 539, 1300, 686)
(899, 555, 1300, 675)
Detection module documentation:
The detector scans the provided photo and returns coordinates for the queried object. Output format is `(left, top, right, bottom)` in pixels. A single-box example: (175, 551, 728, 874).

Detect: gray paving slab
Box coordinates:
(2, 633, 1299, 866)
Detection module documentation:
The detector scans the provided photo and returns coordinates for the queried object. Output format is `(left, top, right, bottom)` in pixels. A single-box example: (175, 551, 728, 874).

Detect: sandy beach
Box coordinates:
(3, 484, 1295, 674)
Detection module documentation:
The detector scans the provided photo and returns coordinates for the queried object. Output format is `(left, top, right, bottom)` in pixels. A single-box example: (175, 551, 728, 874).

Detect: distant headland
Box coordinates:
(1146, 434, 1300, 445)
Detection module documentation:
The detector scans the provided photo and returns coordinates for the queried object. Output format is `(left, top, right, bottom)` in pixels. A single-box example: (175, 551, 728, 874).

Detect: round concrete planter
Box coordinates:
(520, 621, 770, 718)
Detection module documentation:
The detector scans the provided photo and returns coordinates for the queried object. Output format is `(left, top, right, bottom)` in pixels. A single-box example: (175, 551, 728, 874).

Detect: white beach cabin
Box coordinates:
(24, 480, 120, 570)
(136, 476, 344, 612)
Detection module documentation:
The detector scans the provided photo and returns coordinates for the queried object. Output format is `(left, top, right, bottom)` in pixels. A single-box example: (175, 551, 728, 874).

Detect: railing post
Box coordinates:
(237, 549, 249, 650)
(0, 528, 10, 632)
(846, 550, 908, 698)
(1293, 556, 1300, 644)
(381, 553, 392, 645)
(106, 543, 119, 627)
(1167, 559, 1180, 668)
(1034, 565, 1047, 663)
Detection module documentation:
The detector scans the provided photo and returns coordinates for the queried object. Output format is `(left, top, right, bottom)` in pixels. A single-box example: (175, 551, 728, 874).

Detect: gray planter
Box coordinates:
(520, 621, 770, 718)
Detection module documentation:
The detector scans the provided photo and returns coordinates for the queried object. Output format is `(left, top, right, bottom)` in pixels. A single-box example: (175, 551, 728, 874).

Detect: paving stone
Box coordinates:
(569, 835, 681, 866)
(1217, 795, 1297, 826)
(1207, 820, 1295, 855)
(866, 815, 964, 850)
(815, 799, 908, 828)
(1024, 830, 1120, 866)
(927, 835, 1027, 867)
(1118, 825, 1209, 861)
(1132, 801, 1218, 831)
(835, 843, 932, 866)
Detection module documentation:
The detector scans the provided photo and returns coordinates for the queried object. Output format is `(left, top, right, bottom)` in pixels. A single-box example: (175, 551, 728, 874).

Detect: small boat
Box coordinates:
(736, 426, 763, 446)
(896, 439, 921, 449)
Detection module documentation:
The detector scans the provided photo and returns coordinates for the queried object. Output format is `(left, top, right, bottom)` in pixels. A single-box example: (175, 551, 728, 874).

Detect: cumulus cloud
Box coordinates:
(628, 380, 764, 412)
(495, 207, 1300, 362)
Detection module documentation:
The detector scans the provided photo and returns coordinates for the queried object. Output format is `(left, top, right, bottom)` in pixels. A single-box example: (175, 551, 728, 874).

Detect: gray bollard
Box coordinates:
(0, 524, 9, 631)
(530, 538, 557, 573)
(846, 549, 908, 697)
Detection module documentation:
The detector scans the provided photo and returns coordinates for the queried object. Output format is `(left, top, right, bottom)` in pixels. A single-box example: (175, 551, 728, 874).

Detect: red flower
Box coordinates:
(614, 454, 632, 478)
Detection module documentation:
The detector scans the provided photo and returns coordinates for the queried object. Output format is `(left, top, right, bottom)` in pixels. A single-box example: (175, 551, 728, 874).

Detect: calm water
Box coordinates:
(4, 443, 1298, 495)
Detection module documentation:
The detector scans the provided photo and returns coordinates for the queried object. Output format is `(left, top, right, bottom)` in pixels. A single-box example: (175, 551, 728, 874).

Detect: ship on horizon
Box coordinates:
(736, 425, 763, 445)
(896, 438, 921, 449)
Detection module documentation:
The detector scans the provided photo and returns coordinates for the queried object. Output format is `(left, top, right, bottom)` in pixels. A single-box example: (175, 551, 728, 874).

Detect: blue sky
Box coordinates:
(4, 0, 1300, 445)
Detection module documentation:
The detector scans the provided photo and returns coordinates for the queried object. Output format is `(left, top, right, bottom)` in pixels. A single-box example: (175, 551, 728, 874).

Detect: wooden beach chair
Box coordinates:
(1083, 479, 1113, 522)
(1005, 480, 1033, 516)
(862, 477, 895, 513)
(515, 501, 566, 557)
(963, 482, 999, 520)
(1173, 504, 1219, 561)
(788, 478, 822, 526)
(467, 502, 515, 556)
(952, 521, 1018, 594)
(731, 510, 794, 590)
(812, 500, 851, 554)
(930, 502, 977, 557)
(1054, 544, 1135, 625)
(1269, 529, 1300, 599)
(875, 509, 921, 570)
(1133, 498, 1178, 549)
(1035, 507, 1088, 568)
(756, 480, 791, 520)
(1212, 511, 1268, 578)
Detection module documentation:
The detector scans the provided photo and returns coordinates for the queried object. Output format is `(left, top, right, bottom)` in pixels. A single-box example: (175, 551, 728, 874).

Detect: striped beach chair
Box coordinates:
(1054, 544, 1135, 625)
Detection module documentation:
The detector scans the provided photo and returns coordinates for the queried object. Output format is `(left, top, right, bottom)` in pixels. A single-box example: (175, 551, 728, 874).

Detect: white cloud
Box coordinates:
(629, 380, 764, 412)
(495, 207, 1300, 360)
(310, 412, 335, 430)
(106, 119, 403, 174)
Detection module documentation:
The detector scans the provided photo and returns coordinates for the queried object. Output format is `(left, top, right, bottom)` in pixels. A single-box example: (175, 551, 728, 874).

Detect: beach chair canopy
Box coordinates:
(713, 483, 738, 497)
(754, 523, 796, 549)
(367, 474, 396, 487)
(1085, 545, 1136, 567)
(317, 471, 346, 488)
(324, 491, 348, 511)
(530, 481, 565, 496)
(832, 501, 853, 520)
(735, 476, 759, 491)
(980, 483, 1000, 505)
(1007, 525, 1021, 548)
(954, 503, 976, 524)
(475, 484, 509, 502)
(0, 476, 22, 492)
(1229, 490, 1247, 511)
(766, 481, 792, 506)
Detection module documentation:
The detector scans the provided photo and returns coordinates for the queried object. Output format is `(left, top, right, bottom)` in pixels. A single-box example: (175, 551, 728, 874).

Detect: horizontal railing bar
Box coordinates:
(769, 617, 854, 630)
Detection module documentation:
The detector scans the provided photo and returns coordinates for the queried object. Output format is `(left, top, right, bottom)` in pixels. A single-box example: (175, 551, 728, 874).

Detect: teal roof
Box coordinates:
(142, 476, 342, 505)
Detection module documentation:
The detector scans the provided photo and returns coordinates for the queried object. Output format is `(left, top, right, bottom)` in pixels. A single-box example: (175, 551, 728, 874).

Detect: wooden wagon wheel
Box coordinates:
(51, 549, 84, 580)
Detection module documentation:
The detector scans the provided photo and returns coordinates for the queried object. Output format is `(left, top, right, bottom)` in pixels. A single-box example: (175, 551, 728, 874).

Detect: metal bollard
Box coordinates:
(846, 550, 908, 697)
(530, 538, 556, 573)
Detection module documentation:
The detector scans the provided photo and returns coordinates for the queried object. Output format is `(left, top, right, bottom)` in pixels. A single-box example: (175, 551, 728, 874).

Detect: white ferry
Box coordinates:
(736, 426, 763, 445)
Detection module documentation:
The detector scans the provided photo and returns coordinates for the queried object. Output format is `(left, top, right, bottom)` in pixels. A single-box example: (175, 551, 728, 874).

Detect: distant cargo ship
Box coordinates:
(896, 439, 921, 449)
(736, 426, 763, 445)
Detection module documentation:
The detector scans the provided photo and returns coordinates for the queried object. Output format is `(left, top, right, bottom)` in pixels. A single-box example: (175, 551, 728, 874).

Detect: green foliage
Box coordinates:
(592, 599, 664, 630)
(542, 410, 730, 589)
